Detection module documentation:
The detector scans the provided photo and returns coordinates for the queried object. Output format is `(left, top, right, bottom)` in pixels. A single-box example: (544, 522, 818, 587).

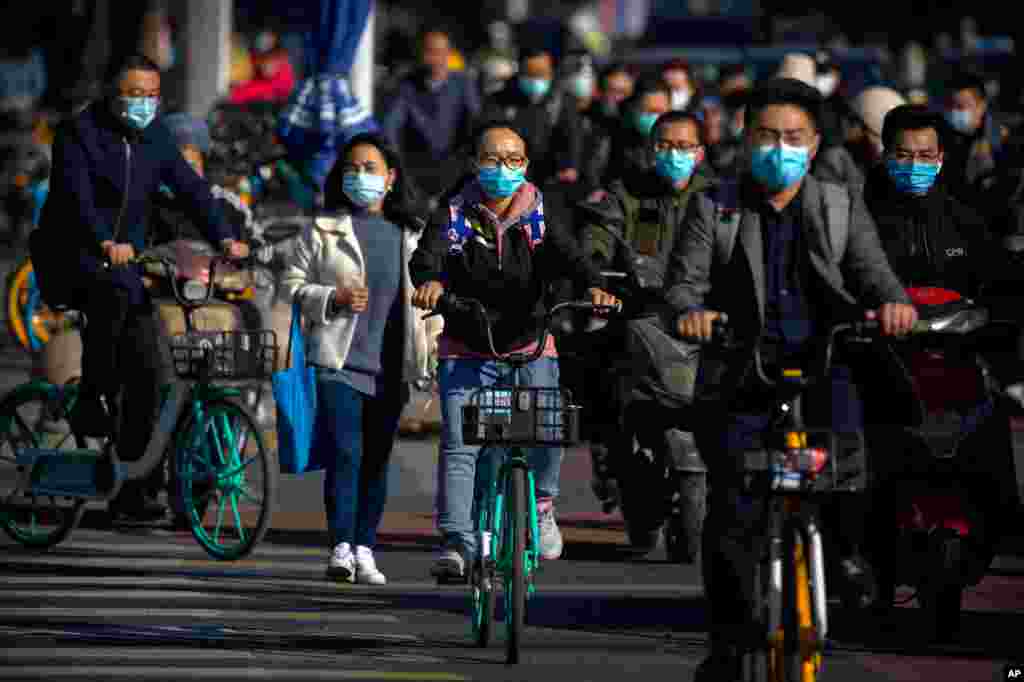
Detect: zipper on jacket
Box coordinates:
(112, 137, 132, 243)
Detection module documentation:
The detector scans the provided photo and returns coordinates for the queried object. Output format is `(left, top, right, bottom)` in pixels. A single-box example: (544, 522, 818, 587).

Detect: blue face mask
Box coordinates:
(518, 77, 551, 99)
(342, 172, 388, 207)
(750, 143, 811, 192)
(655, 150, 698, 185)
(118, 96, 158, 130)
(571, 74, 595, 100)
(478, 164, 526, 198)
(634, 111, 659, 136)
(945, 108, 975, 134)
(886, 160, 941, 195)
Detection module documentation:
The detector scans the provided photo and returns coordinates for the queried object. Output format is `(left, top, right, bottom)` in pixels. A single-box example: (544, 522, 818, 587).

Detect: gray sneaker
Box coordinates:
(538, 506, 564, 560)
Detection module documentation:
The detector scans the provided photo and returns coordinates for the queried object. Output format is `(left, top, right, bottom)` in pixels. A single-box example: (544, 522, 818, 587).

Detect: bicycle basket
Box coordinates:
(170, 329, 278, 380)
(462, 386, 580, 446)
(740, 428, 867, 495)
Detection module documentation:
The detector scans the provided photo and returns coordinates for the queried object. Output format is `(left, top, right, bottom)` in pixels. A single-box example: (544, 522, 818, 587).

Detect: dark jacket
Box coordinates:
(40, 102, 232, 254)
(863, 163, 998, 298)
(382, 70, 481, 197)
(603, 122, 650, 186)
(35, 102, 232, 308)
(150, 184, 248, 247)
(577, 103, 615, 195)
(480, 83, 582, 186)
(409, 180, 602, 354)
(578, 167, 715, 303)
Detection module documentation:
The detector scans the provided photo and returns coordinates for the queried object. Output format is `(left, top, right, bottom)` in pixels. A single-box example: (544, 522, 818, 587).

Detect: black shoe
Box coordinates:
(69, 393, 114, 438)
(109, 492, 169, 526)
(837, 554, 878, 611)
(694, 650, 741, 682)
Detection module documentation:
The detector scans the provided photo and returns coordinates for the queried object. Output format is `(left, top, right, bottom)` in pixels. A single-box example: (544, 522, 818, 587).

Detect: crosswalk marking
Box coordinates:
(0, 607, 399, 623)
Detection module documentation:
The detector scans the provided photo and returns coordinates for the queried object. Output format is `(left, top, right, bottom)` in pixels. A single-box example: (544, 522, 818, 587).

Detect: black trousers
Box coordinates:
(79, 279, 163, 492)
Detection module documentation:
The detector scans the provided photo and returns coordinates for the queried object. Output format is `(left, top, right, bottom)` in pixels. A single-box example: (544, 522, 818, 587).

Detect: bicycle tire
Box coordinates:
(505, 464, 527, 664)
(742, 558, 771, 681)
(784, 527, 820, 682)
(177, 398, 277, 560)
(471, 457, 496, 647)
(0, 384, 87, 548)
(5, 257, 64, 352)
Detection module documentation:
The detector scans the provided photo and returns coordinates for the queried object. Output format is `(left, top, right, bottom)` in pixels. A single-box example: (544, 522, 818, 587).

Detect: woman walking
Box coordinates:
(282, 133, 428, 583)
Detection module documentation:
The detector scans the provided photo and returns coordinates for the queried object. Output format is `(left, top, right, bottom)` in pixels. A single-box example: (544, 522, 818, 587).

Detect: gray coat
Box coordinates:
(663, 175, 910, 401)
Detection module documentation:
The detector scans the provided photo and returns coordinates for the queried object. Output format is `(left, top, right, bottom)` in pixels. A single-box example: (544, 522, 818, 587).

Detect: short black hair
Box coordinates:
(652, 111, 704, 145)
(106, 54, 161, 87)
(881, 104, 948, 151)
(947, 69, 987, 101)
(598, 62, 633, 87)
(625, 76, 671, 112)
(718, 63, 748, 82)
(744, 77, 823, 131)
(471, 120, 529, 157)
(520, 46, 552, 64)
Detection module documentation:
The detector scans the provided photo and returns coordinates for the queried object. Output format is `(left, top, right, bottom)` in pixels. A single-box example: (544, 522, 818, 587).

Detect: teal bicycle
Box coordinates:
(0, 254, 279, 559)
(430, 294, 619, 664)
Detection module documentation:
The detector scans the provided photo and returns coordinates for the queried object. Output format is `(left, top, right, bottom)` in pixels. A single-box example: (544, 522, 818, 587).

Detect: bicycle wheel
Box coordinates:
(176, 398, 277, 560)
(0, 383, 92, 547)
(5, 258, 65, 352)
(471, 457, 496, 647)
(783, 528, 821, 682)
(505, 465, 528, 664)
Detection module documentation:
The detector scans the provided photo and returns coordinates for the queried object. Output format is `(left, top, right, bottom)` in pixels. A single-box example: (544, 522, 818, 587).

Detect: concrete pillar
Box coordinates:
(350, 1, 375, 115)
(183, 0, 232, 118)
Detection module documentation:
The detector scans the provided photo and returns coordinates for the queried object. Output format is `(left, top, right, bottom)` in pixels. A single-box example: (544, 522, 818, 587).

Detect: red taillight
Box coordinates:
(907, 287, 962, 306)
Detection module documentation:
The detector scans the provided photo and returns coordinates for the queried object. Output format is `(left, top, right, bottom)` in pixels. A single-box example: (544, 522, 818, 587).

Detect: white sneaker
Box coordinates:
(326, 542, 355, 582)
(538, 505, 564, 560)
(354, 545, 387, 585)
(430, 548, 466, 582)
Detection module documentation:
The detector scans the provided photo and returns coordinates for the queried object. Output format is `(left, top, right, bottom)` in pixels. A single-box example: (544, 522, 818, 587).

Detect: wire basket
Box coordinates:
(170, 330, 278, 381)
(462, 386, 580, 446)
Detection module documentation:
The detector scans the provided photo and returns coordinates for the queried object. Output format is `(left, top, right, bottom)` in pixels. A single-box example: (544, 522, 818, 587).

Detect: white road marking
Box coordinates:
(0, 608, 398, 623)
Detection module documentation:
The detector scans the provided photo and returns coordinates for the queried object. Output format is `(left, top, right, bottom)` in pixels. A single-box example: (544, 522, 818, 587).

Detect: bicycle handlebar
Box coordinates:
(108, 253, 247, 310)
(428, 293, 622, 365)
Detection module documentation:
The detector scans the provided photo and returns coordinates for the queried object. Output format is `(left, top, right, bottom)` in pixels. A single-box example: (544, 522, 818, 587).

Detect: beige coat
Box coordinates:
(281, 213, 428, 383)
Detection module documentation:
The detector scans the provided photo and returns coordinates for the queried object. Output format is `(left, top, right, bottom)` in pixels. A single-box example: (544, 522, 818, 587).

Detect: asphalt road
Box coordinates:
(2, 252, 1024, 681)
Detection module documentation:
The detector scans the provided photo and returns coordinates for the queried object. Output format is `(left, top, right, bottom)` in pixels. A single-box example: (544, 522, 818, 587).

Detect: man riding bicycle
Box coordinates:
(33, 55, 248, 523)
(570, 110, 715, 551)
(665, 78, 917, 679)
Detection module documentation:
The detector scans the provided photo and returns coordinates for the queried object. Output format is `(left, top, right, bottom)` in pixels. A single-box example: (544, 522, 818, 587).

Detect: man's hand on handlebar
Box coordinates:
(101, 241, 135, 267)
(412, 281, 445, 310)
(867, 303, 917, 337)
(586, 287, 620, 309)
(677, 309, 721, 342)
(335, 284, 369, 313)
(221, 239, 250, 261)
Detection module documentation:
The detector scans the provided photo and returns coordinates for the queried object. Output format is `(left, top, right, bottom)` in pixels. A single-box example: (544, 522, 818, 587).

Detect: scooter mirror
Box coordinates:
(926, 307, 988, 334)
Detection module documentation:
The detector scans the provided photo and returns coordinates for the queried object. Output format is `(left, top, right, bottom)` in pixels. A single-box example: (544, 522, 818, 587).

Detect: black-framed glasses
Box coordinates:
(889, 149, 941, 163)
(477, 154, 528, 170)
(653, 141, 702, 153)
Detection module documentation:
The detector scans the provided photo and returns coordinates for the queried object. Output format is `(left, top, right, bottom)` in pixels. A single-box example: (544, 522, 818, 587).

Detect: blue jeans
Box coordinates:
(436, 357, 562, 556)
(315, 375, 405, 549)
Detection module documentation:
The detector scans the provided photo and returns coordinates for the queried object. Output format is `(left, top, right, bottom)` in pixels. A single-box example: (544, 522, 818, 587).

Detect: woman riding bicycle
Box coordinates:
(409, 121, 618, 581)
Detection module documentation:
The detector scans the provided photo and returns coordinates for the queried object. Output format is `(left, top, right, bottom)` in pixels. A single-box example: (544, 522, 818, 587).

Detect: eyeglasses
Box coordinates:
(119, 88, 161, 99)
(477, 154, 528, 170)
(752, 127, 815, 147)
(653, 141, 702, 153)
(889, 149, 941, 163)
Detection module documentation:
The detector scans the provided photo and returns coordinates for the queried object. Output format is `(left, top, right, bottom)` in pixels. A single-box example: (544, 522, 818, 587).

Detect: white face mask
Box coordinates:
(815, 73, 839, 97)
(671, 88, 692, 111)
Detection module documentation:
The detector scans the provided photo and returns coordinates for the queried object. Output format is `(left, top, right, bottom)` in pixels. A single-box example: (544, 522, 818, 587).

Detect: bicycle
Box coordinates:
(0, 254, 279, 560)
(701, 314, 878, 682)
(428, 293, 620, 664)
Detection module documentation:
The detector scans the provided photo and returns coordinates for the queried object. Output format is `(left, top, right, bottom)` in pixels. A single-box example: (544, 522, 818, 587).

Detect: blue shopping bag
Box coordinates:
(272, 301, 322, 474)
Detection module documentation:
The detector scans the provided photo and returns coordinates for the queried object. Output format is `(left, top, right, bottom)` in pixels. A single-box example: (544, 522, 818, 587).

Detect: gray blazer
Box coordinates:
(664, 174, 909, 340)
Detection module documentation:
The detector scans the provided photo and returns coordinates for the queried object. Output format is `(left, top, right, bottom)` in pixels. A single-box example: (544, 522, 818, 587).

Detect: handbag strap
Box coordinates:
(286, 299, 304, 369)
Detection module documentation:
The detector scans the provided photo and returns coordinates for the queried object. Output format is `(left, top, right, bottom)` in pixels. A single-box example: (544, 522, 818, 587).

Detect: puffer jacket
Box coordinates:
(280, 212, 428, 383)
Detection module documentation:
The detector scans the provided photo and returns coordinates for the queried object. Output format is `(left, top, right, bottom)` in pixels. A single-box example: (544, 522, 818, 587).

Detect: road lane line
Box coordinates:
(0, 668, 468, 680)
